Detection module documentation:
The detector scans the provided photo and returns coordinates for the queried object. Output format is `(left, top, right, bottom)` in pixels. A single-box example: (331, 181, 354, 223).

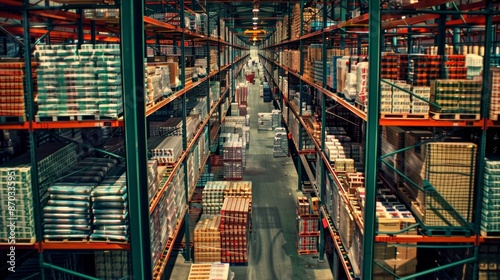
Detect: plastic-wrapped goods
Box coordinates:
(148, 135, 183, 164)
(90, 171, 128, 243)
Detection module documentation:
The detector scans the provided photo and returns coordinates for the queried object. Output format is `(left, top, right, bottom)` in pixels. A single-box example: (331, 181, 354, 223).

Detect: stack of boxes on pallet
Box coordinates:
(296, 197, 319, 254)
(94, 251, 129, 280)
(222, 138, 244, 180)
(34, 44, 123, 120)
(147, 135, 183, 164)
(202, 181, 231, 215)
(194, 215, 222, 263)
(273, 127, 289, 157)
(0, 60, 33, 121)
(0, 166, 34, 243)
(258, 112, 273, 131)
(220, 196, 251, 264)
(188, 263, 231, 280)
(481, 160, 500, 236)
(490, 69, 500, 121)
(477, 243, 500, 279)
(290, 4, 318, 39)
(150, 165, 186, 267)
(430, 80, 482, 119)
(145, 63, 172, 104)
(43, 158, 119, 242)
(235, 83, 248, 116)
(90, 171, 128, 243)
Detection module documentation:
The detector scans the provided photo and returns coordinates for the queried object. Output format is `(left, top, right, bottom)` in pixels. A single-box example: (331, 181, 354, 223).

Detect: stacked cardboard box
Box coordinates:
(408, 55, 442, 86)
(273, 128, 288, 157)
(194, 215, 222, 263)
(188, 263, 231, 280)
(0, 61, 33, 120)
(220, 197, 251, 264)
(146, 64, 172, 104)
(430, 79, 482, 115)
(147, 135, 183, 164)
(94, 251, 129, 280)
(411, 86, 430, 115)
(222, 141, 244, 180)
(296, 197, 319, 254)
(202, 181, 231, 215)
(481, 160, 500, 235)
(490, 69, 500, 121)
(0, 166, 35, 242)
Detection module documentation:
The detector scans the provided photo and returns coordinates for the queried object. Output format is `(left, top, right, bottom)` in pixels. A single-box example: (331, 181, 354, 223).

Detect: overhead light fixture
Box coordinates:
(252, 5, 259, 12)
(253, 22, 258, 25)
(252, 16, 258, 20)
(253, 26, 257, 30)
(253, 37, 258, 41)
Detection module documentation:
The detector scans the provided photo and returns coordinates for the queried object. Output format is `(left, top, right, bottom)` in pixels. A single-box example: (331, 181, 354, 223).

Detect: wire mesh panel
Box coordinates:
(421, 142, 477, 228)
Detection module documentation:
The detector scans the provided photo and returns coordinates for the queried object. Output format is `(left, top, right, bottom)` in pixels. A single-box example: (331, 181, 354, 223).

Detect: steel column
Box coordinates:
(362, 1, 382, 279)
(121, 0, 151, 278)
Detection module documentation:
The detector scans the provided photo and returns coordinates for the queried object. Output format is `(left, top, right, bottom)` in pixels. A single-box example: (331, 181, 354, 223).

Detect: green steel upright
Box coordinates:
(473, 2, 494, 279)
(318, 1, 329, 263)
(121, 0, 152, 278)
(297, 0, 306, 191)
(362, 1, 382, 279)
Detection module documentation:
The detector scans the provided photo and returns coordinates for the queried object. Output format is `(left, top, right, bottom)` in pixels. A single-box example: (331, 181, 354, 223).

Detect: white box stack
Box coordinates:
(272, 110, 282, 129)
(147, 135, 183, 164)
(258, 112, 273, 131)
(392, 82, 411, 114)
(411, 86, 430, 114)
(273, 127, 288, 157)
(381, 82, 393, 114)
(490, 69, 500, 121)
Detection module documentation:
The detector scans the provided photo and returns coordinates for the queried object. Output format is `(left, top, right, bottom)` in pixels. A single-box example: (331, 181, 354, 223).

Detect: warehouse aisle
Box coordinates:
(169, 62, 333, 279)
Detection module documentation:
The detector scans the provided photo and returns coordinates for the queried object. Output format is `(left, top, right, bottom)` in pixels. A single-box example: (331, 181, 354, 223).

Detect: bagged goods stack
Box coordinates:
(0, 166, 35, 243)
(222, 140, 244, 180)
(148, 135, 183, 164)
(490, 69, 500, 121)
(35, 44, 123, 120)
(43, 158, 118, 241)
(481, 160, 500, 235)
(90, 171, 128, 243)
(220, 197, 251, 264)
(194, 215, 222, 263)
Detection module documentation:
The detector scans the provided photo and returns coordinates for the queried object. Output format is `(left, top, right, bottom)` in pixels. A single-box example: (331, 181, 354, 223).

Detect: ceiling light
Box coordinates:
(253, 26, 257, 30)
(253, 22, 257, 25)
(252, 6, 259, 12)
(252, 16, 258, 20)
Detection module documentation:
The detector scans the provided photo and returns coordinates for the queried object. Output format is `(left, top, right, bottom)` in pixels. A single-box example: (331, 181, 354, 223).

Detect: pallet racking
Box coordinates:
(0, 0, 249, 279)
(261, 1, 500, 279)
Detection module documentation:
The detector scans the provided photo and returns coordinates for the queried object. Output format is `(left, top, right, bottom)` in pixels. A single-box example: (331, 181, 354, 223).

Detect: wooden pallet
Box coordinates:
(297, 249, 318, 255)
(35, 114, 105, 122)
(430, 112, 480, 121)
(0, 236, 36, 245)
(0, 116, 26, 123)
(481, 230, 500, 238)
(381, 113, 429, 119)
(421, 227, 473, 237)
(44, 237, 88, 243)
(89, 237, 128, 244)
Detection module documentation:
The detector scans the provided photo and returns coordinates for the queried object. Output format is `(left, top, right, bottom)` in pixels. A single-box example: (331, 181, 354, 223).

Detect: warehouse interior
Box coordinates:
(0, 1, 500, 280)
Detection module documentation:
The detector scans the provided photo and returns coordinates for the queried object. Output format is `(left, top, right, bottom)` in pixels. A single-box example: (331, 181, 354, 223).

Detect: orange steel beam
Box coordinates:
(382, 14, 440, 29)
(375, 235, 483, 245)
(41, 242, 130, 251)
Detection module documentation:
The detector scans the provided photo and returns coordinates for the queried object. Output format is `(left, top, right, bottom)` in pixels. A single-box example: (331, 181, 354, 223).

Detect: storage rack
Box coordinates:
(0, 0, 249, 279)
(261, 1, 500, 279)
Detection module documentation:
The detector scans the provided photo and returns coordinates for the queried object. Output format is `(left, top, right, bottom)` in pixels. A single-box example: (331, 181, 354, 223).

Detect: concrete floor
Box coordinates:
(168, 62, 334, 280)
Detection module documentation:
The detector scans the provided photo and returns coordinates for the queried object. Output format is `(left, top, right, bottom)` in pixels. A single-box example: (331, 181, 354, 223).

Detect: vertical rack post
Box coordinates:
(473, 2, 493, 280)
(363, 1, 382, 279)
(297, 0, 305, 191)
(318, 0, 328, 263)
(120, 0, 151, 278)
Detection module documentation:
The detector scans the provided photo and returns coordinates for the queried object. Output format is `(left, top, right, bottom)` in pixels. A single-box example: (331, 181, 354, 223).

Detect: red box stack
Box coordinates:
(220, 197, 251, 264)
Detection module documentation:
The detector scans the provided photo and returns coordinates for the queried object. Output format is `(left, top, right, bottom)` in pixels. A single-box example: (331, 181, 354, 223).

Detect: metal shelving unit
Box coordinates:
(261, 0, 500, 279)
(0, 1, 249, 279)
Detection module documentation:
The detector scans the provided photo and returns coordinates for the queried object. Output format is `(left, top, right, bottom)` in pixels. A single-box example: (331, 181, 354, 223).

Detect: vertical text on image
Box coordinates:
(6, 169, 16, 273)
